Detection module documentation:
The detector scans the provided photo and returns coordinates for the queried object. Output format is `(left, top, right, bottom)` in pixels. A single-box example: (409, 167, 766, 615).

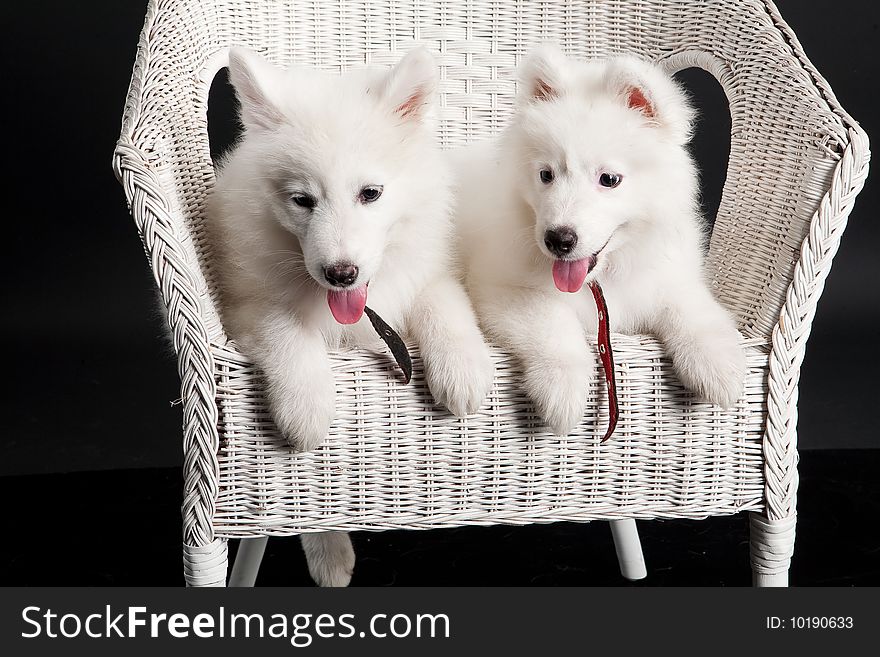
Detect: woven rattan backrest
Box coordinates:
(117, 0, 862, 343)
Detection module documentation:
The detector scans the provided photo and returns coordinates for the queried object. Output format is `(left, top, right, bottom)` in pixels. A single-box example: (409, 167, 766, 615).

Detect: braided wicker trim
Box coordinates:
(113, 140, 221, 548)
(763, 129, 870, 522)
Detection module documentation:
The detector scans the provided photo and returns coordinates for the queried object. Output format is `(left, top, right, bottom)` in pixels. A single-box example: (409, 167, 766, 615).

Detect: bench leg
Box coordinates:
(229, 537, 268, 587)
(609, 519, 647, 581)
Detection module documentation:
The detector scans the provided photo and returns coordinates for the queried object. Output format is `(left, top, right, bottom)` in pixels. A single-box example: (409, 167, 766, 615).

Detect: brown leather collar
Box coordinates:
(365, 306, 413, 384)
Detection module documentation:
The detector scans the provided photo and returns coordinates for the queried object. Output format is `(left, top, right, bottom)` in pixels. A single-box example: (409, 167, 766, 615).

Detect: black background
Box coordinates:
(1, 0, 878, 478)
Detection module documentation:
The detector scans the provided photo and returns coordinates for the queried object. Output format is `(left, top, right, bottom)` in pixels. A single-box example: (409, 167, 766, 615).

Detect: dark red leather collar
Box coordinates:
(589, 281, 619, 442)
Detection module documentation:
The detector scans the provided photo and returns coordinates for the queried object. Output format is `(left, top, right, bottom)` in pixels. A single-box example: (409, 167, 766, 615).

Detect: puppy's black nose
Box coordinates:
(323, 262, 359, 288)
(544, 226, 578, 257)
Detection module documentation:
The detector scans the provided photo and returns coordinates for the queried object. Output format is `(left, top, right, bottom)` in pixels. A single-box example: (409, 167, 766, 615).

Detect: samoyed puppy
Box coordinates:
(455, 46, 745, 436)
(206, 48, 494, 585)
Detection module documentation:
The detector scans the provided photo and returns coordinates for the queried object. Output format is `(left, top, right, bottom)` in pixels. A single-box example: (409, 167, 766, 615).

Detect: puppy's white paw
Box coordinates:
(301, 532, 355, 587)
(525, 357, 593, 436)
(424, 335, 494, 416)
(273, 385, 336, 452)
(673, 327, 746, 409)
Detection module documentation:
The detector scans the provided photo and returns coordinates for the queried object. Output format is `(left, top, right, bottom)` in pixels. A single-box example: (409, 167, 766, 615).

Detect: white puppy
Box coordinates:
(455, 46, 745, 436)
(206, 48, 493, 585)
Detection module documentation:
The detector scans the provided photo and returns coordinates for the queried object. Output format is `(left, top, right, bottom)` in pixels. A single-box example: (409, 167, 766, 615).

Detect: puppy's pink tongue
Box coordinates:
(552, 258, 591, 293)
(327, 287, 368, 324)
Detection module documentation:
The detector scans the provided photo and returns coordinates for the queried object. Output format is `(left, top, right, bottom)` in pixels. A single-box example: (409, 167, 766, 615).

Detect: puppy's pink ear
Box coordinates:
(606, 56, 695, 144)
(380, 48, 438, 121)
(517, 44, 569, 104)
(227, 48, 287, 130)
(626, 86, 655, 118)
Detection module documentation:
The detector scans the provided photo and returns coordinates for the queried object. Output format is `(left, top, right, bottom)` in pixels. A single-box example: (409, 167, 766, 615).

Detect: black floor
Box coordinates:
(2, 449, 877, 586)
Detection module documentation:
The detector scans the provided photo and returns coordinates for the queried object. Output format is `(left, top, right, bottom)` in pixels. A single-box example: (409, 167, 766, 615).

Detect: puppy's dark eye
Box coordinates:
(539, 169, 554, 185)
(358, 185, 383, 204)
(291, 194, 316, 209)
(599, 173, 622, 188)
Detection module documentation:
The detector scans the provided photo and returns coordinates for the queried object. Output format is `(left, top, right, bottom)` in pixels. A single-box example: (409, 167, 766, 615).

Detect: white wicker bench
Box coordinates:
(113, 0, 869, 587)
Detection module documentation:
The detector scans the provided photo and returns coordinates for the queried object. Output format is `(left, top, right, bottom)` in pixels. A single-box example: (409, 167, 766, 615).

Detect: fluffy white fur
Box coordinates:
(206, 48, 493, 585)
(454, 46, 745, 436)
